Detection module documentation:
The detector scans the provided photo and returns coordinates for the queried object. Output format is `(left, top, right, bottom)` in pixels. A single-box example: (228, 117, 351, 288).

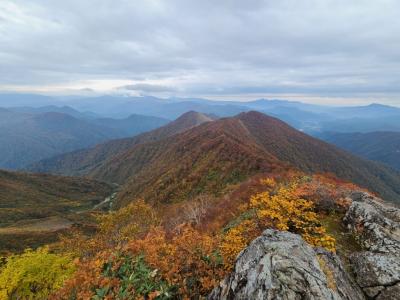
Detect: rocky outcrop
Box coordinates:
(209, 230, 364, 300)
(351, 252, 400, 299)
(210, 192, 400, 300)
(343, 192, 400, 254)
(344, 192, 400, 299)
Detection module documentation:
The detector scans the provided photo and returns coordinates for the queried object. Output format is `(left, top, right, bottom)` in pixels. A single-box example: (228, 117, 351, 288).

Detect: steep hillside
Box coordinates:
(29, 111, 214, 176)
(92, 117, 285, 207)
(320, 131, 400, 170)
(235, 112, 400, 202)
(66, 111, 400, 206)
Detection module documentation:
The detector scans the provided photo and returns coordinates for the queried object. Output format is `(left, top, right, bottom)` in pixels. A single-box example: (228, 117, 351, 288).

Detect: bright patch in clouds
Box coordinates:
(0, 0, 399, 105)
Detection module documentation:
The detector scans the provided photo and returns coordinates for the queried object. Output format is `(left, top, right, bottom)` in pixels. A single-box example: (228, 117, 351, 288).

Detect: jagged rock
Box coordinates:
(350, 252, 400, 299)
(376, 283, 400, 300)
(209, 230, 364, 300)
(343, 192, 400, 254)
(351, 252, 400, 288)
(344, 192, 400, 299)
(314, 248, 365, 300)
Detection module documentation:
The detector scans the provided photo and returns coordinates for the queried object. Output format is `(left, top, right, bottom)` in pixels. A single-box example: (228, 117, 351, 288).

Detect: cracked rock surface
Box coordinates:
(210, 192, 400, 300)
(344, 192, 400, 299)
(343, 192, 400, 254)
(209, 230, 364, 300)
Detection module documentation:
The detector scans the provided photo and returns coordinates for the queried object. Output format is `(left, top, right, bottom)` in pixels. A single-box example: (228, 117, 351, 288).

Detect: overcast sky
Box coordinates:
(1, 0, 399, 105)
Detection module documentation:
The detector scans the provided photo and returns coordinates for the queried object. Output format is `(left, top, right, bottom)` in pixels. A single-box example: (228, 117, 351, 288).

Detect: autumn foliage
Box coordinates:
(0, 247, 75, 299)
(55, 225, 225, 299)
(1, 172, 361, 299)
(220, 177, 336, 269)
(128, 225, 225, 298)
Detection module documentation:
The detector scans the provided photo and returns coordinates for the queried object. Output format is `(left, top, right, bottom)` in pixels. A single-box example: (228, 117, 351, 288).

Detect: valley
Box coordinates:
(2, 3, 400, 298)
(0, 0, 400, 300)
(0, 100, 399, 299)
(0, 169, 115, 253)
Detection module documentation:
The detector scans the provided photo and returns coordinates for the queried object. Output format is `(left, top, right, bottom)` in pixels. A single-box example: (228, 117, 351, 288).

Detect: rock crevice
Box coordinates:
(209, 230, 364, 300)
(210, 192, 400, 300)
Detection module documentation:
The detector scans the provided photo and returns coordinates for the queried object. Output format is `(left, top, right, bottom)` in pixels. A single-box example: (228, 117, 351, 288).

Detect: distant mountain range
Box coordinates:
(0, 107, 168, 169)
(29, 111, 215, 176)
(30, 111, 400, 205)
(319, 131, 400, 171)
(2, 93, 400, 134)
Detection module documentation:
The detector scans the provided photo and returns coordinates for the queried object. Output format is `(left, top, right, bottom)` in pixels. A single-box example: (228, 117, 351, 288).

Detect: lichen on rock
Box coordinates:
(209, 230, 364, 300)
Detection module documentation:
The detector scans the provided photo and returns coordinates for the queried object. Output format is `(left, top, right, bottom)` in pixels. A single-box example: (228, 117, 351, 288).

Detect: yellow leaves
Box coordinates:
(220, 178, 337, 271)
(220, 220, 257, 270)
(317, 256, 337, 291)
(58, 199, 160, 258)
(0, 247, 75, 300)
(52, 176, 342, 299)
(98, 199, 159, 245)
(260, 177, 276, 188)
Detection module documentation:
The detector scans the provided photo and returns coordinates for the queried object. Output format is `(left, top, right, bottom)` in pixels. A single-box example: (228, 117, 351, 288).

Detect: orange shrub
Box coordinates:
(128, 225, 226, 298)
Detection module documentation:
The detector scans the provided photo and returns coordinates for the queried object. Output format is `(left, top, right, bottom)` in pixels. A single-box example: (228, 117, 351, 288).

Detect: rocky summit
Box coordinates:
(210, 192, 400, 300)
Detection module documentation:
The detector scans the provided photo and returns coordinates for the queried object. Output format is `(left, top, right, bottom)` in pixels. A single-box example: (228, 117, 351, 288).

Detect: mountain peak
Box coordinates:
(173, 111, 214, 127)
(238, 110, 271, 118)
(237, 110, 286, 125)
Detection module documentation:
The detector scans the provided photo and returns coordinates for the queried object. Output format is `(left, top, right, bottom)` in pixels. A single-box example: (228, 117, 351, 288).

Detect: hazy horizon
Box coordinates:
(1, 91, 400, 108)
(1, 1, 399, 106)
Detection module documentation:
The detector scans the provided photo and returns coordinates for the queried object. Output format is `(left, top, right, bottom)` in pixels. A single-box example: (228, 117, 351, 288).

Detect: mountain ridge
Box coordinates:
(29, 111, 214, 176)
(31, 110, 400, 206)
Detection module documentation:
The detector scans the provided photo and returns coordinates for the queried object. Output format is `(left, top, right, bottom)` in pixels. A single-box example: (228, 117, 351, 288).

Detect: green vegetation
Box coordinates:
(94, 255, 176, 300)
(320, 212, 362, 272)
(1, 111, 399, 299)
(0, 248, 75, 299)
(0, 169, 114, 252)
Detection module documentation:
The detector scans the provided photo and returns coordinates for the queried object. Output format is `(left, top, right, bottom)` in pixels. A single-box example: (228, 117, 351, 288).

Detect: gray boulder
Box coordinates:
(343, 192, 400, 254)
(344, 192, 400, 299)
(209, 230, 364, 300)
(351, 252, 400, 299)
(351, 252, 400, 288)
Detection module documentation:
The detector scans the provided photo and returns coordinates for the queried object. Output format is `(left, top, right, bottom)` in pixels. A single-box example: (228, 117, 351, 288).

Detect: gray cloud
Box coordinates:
(118, 83, 176, 93)
(0, 0, 399, 104)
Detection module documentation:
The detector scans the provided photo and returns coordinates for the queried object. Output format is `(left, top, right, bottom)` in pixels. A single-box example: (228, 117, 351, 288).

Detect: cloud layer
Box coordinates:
(1, 0, 399, 103)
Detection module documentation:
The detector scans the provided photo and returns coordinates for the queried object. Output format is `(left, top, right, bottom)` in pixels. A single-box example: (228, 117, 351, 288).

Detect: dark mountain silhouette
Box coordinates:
(0, 110, 120, 169)
(320, 131, 400, 171)
(3, 93, 400, 133)
(8, 105, 99, 120)
(0, 108, 170, 170)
